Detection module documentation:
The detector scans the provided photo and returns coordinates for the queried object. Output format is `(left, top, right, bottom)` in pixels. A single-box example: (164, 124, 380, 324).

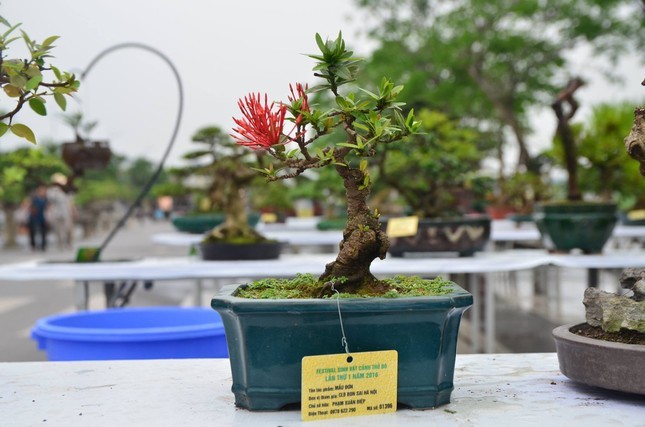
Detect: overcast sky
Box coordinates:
(1, 0, 643, 168)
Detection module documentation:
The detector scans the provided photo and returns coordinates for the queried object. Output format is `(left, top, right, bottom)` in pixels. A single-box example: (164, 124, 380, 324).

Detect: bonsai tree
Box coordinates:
(185, 126, 267, 244)
(577, 102, 643, 203)
(231, 33, 420, 295)
(0, 15, 79, 144)
(551, 77, 586, 201)
(374, 108, 492, 218)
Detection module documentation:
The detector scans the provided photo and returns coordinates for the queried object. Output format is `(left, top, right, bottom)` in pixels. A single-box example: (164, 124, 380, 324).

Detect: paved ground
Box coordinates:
(0, 219, 626, 361)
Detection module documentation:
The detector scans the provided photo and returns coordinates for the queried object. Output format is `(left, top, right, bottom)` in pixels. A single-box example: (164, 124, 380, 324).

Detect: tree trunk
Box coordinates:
(318, 166, 389, 295)
(3, 206, 18, 248)
(555, 119, 581, 201)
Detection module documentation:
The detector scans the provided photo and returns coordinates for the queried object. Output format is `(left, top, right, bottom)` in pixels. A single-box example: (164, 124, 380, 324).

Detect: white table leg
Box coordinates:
(194, 279, 203, 306)
(74, 281, 89, 311)
(485, 273, 495, 354)
(469, 274, 480, 353)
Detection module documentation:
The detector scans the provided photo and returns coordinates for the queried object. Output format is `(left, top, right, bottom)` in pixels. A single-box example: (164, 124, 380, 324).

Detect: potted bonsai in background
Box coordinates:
(184, 126, 279, 260)
(60, 112, 111, 183)
(534, 78, 618, 253)
(374, 108, 495, 257)
(170, 126, 261, 234)
(552, 101, 645, 394)
(211, 33, 472, 411)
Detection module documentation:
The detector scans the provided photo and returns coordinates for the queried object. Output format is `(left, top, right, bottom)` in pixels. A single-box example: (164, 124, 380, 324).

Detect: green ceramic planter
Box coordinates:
(211, 283, 472, 411)
(171, 213, 260, 234)
(382, 216, 492, 257)
(534, 202, 617, 253)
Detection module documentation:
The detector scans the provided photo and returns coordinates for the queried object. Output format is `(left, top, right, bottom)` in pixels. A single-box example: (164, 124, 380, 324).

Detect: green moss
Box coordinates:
(235, 273, 455, 299)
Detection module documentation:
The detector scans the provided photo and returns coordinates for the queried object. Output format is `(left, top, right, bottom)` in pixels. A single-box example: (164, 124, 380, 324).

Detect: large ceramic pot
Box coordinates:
(553, 322, 645, 395)
(534, 202, 617, 254)
(200, 240, 282, 261)
(211, 283, 472, 411)
(383, 216, 491, 257)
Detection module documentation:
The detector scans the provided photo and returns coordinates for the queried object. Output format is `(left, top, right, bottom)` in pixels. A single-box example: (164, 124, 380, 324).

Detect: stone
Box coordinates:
(583, 287, 645, 333)
(619, 268, 645, 301)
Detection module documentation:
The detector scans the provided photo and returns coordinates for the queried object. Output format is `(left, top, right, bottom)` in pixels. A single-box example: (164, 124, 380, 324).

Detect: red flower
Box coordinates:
(232, 93, 287, 150)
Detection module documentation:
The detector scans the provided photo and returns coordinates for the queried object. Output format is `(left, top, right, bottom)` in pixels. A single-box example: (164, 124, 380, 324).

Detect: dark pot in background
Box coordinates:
(534, 202, 617, 254)
(553, 322, 645, 395)
(61, 140, 111, 174)
(200, 240, 282, 261)
(383, 216, 491, 257)
(211, 283, 472, 411)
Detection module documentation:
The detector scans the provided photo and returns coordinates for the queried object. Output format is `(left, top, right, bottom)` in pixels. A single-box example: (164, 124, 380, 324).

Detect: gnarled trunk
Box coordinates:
(318, 165, 389, 294)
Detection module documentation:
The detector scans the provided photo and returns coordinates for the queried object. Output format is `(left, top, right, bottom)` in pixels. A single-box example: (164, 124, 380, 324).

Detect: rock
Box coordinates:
(619, 268, 645, 301)
(583, 287, 645, 333)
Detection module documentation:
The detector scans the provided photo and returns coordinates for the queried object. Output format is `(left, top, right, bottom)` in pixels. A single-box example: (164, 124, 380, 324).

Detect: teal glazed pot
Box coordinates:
(172, 213, 260, 234)
(383, 216, 491, 257)
(534, 202, 618, 254)
(211, 283, 472, 411)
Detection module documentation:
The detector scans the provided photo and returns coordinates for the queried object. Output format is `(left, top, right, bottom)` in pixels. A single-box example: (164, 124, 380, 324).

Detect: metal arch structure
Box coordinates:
(79, 42, 184, 258)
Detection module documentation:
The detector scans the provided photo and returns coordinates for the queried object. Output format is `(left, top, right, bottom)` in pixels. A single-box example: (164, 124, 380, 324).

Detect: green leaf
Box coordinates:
(25, 75, 42, 91)
(10, 123, 36, 144)
(3, 85, 21, 98)
(9, 74, 27, 89)
(29, 98, 47, 116)
(315, 33, 326, 54)
(54, 92, 67, 111)
(0, 122, 9, 138)
(337, 142, 360, 149)
(41, 35, 59, 47)
(51, 65, 62, 80)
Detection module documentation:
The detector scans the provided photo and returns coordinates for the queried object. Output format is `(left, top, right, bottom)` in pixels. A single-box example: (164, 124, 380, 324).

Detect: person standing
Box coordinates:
(27, 184, 48, 251)
(47, 174, 76, 249)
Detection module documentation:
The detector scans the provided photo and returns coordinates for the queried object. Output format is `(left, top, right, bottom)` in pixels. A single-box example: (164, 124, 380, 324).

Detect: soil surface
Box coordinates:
(572, 323, 645, 345)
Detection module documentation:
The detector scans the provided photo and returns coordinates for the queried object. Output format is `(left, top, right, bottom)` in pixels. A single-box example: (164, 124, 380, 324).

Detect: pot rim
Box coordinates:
(212, 283, 474, 313)
(552, 322, 645, 351)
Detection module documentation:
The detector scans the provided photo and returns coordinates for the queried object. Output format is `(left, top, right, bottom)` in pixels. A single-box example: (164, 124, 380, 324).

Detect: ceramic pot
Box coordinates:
(61, 140, 111, 174)
(534, 202, 617, 253)
(200, 240, 281, 261)
(552, 322, 644, 395)
(211, 283, 472, 411)
(172, 213, 260, 234)
(383, 216, 491, 257)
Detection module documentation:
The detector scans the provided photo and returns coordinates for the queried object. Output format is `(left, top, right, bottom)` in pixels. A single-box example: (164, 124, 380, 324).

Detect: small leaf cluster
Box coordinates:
(0, 15, 79, 144)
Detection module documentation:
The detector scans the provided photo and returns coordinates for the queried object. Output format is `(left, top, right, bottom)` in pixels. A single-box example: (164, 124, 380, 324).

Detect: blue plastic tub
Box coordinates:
(31, 307, 228, 361)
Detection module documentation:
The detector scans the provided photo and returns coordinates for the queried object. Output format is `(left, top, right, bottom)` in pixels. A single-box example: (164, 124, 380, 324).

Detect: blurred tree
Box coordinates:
(354, 0, 644, 171)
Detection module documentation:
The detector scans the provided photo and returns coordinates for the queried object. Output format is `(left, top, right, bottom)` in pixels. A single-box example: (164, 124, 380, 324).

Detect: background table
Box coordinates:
(2, 250, 644, 353)
(2, 353, 642, 426)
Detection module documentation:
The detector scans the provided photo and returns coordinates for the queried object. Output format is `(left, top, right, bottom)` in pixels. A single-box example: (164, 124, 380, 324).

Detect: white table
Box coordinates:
(2, 251, 644, 353)
(1, 353, 642, 426)
(152, 230, 344, 249)
(0, 252, 551, 354)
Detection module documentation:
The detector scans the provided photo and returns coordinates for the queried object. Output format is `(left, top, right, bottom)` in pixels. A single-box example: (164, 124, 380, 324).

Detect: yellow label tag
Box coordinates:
(386, 216, 419, 238)
(627, 209, 645, 221)
(260, 212, 278, 223)
(301, 350, 398, 421)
